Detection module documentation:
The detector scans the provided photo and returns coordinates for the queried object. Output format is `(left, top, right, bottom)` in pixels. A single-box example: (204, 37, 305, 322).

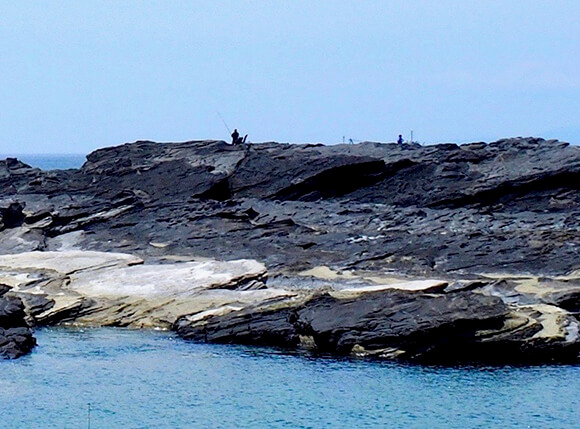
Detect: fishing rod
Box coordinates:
(217, 112, 231, 134)
(217, 112, 254, 145)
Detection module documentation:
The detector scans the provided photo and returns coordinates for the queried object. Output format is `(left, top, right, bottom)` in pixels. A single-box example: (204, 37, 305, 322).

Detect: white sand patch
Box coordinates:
(184, 305, 245, 323)
(478, 272, 539, 281)
(149, 242, 170, 248)
(298, 265, 408, 285)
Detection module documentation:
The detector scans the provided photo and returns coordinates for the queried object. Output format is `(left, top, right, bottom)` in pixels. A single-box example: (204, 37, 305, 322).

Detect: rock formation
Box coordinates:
(0, 137, 578, 362)
(0, 251, 282, 329)
(0, 293, 36, 359)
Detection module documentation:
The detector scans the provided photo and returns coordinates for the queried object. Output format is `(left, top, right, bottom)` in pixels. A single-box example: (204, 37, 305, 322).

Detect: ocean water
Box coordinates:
(0, 154, 86, 170)
(0, 327, 578, 429)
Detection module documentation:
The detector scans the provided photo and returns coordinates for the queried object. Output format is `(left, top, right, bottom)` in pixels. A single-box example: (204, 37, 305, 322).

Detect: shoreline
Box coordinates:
(1, 249, 578, 364)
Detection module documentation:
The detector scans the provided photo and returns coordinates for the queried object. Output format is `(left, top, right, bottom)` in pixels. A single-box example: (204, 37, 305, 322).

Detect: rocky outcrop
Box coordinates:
(2, 137, 577, 276)
(0, 291, 36, 359)
(2, 248, 577, 363)
(0, 137, 578, 362)
(0, 251, 283, 329)
(174, 276, 580, 364)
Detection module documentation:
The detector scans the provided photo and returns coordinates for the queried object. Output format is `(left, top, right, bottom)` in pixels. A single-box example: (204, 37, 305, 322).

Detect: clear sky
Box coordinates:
(1, 1, 579, 154)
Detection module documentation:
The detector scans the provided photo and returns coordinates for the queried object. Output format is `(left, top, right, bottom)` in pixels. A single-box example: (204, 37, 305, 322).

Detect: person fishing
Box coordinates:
(231, 129, 248, 145)
(231, 129, 240, 145)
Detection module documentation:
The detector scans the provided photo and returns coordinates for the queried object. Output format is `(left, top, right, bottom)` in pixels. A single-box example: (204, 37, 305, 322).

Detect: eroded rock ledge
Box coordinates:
(0, 137, 579, 363)
(175, 275, 580, 364)
(0, 251, 273, 329)
(0, 250, 578, 364)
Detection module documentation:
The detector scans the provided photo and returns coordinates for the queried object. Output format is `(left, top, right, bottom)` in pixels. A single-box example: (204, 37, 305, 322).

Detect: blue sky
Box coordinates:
(1, 1, 579, 154)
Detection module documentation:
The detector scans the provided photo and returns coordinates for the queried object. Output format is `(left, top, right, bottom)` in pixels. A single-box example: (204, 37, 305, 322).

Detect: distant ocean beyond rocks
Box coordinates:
(0, 154, 86, 171)
(0, 137, 578, 363)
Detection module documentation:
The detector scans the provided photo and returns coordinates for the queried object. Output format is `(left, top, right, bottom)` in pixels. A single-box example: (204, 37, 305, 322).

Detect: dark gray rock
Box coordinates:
(2, 138, 578, 278)
(176, 284, 580, 364)
(0, 284, 11, 297)
(175, 289, 516, 363)
(296, 290, 509, 361)
(0, 200, 25, 231)
(13, 293, 55, 324)
(1, 137, 579, 362)
(0, 296, 36, 358)
(541, 280, 580, 315)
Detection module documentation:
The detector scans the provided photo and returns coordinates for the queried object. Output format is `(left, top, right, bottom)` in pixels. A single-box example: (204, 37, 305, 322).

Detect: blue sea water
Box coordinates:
(0, 154, 86, 170)
(0, 327, 578, 429)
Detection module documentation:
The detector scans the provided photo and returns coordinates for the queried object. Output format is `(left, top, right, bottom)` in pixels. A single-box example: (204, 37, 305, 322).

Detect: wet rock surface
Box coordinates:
(0, 137, 579, 362)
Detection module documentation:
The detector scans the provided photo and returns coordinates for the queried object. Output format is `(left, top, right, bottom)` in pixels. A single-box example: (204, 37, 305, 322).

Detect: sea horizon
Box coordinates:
(0, 153, 87, 170)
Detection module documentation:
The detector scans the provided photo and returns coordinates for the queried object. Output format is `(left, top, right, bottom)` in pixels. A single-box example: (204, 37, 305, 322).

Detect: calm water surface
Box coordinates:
(1, 154, 86, 170)
(0, 327, 578, 429)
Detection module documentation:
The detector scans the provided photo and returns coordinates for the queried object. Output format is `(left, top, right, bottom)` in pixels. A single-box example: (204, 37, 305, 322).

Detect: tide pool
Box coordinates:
(0, 327, 578, 428)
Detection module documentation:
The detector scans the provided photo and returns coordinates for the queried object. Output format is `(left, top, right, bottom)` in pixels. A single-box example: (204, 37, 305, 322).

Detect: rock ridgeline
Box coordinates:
(0, 137, 579, 363)
(1, 137, 578, 275)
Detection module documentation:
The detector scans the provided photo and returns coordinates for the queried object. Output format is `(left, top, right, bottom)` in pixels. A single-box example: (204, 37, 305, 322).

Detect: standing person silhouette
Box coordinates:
(397, 134, 404, 145)
(231, 129, 240, 145)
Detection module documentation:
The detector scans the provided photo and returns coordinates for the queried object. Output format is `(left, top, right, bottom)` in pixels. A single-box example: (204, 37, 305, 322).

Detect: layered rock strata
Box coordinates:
(1, 138, 578, 276)
(175, 276, 580, 364)
(0, 251, 275, 329)
(2, 250, 578, 363)
(0, 137, 578, 362)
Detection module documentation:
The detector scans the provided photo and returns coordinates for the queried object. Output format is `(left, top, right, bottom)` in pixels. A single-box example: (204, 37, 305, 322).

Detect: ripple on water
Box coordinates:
(0, 327, 578, 428)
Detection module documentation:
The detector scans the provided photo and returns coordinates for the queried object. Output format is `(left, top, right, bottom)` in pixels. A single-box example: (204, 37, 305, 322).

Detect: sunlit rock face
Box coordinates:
(0, 251, 279, 329)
